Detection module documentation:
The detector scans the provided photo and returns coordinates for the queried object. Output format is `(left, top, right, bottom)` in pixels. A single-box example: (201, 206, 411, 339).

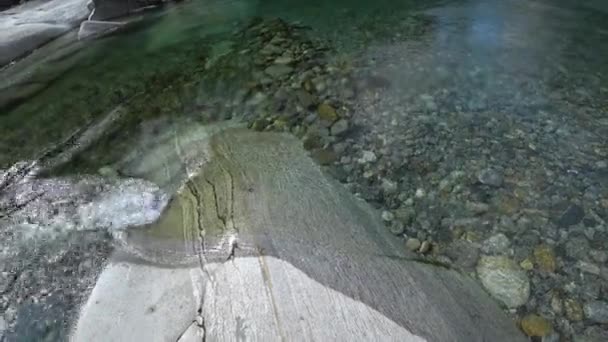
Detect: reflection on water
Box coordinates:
(1, 0, 607, 340)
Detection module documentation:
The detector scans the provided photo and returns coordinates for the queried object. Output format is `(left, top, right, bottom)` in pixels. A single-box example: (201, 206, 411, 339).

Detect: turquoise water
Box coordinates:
(1, 0, 608, 340)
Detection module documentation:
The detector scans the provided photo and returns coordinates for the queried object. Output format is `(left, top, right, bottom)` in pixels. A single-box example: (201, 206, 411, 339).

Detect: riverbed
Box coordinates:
(1, 0, 607, 340)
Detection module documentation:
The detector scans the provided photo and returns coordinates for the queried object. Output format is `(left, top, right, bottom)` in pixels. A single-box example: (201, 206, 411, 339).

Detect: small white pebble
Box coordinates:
(381, 210, 394, 222)
(415, 188, 425, 198)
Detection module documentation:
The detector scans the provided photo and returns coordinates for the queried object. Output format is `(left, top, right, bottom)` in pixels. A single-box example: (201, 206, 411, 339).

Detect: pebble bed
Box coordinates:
(1, 0, 608, 340)
(187, 12, 608, 341)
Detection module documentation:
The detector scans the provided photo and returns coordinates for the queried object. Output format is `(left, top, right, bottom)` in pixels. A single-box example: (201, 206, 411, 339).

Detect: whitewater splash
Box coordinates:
(0, 164, 169, 241)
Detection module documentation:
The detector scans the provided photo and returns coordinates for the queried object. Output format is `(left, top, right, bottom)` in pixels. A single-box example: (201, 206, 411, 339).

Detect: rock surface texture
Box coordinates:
(476, 255, 531, 308)
(0, 0, 92, 66)
(72, 128, 526, 342)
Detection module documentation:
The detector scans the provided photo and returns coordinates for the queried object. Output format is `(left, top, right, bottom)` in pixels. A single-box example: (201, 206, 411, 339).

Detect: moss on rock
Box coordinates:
(520, 314, 552, 337)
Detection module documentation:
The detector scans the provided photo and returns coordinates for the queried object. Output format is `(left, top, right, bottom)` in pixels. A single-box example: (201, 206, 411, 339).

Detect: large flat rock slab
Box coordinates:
(73, 128, 527, 341)
(201, 256, 427, 341)
(72, 261, 205, 342)
(0, 0, 92, 66)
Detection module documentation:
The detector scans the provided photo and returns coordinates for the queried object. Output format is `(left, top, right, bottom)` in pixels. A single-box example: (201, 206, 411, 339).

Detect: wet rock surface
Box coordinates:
(0, 0, 607, 340)
(0, 162, 168, 339)
(199, 8, 608, 339)
(1, 231, 110, 342)
(0, 0, 92, 66)
(72, 128, 526, 341)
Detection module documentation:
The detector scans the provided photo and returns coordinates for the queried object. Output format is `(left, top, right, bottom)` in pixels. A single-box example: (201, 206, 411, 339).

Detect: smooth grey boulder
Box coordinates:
(0, 0, 92, 66)
(73, 128, 527, 342)
(477, 255, 531, 308)
(0, 23, 69, 66)
(73, 261, 205, 342)
(0, 29, 86, 111)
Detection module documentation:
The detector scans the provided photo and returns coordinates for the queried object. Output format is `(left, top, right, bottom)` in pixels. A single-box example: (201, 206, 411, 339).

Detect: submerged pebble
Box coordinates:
(520, 314, 552, 337)
(330, 119, 349, 136)
(405, 238, 422, 252)
(358, 151, 377, 164)
(583, 301, 608, 324)
(381, 210, 394, 222)
(476, 256, 530, 308)
(481, 233, 510, 255)
(477, 168, 504, 187)
(556, 204, 585, 227)
(264, 65, 294, 78)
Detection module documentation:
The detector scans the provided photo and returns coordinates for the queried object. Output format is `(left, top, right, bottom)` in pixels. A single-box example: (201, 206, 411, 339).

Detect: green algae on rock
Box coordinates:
(533, 244, 557, 273)
(520, 314, 552, 337)
(317, 103, 339, 123)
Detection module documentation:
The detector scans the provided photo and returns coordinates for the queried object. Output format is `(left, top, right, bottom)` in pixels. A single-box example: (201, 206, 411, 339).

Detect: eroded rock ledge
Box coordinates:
(73, 128, 527, 342)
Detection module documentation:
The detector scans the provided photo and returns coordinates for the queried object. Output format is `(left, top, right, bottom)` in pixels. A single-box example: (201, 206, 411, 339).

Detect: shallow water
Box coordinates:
(1, 0, 608, 340)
